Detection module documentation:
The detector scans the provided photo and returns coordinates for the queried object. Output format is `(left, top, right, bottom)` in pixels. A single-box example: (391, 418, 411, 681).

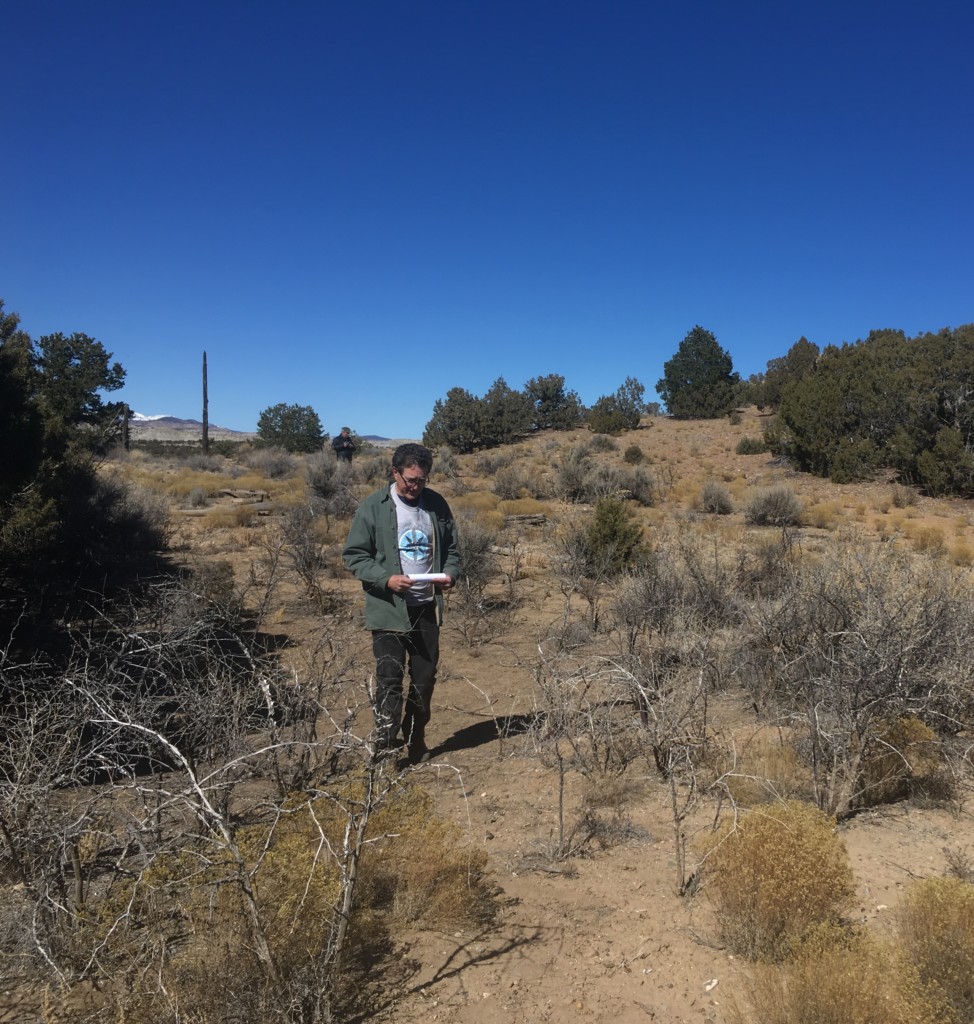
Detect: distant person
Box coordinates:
(342, 443, 460, 763)
(331, 426, 355, 463)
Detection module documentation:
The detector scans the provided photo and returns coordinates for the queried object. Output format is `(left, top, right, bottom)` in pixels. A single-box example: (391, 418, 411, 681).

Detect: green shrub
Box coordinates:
(587, 378, 645, 434)
(623, 444, 644, 464)
(585, 497, 646, 575)
(762, 417, 789, 458)
(736, 436, 768, 455)
(586, 398, 629, 434)
(745, 486, 802, 527)
(255, 402, 324, 453)
(830, 436, 882, 483)
(705, 800, 855, 961)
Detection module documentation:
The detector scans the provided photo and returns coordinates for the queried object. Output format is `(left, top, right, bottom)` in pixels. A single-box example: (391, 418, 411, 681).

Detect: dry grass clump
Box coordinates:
(949, 540, 974, 567)
(363, 784, 494, 925)
(451, 491, 505, 532)
(497, 496, 551, 519)
(704, 801, 855, 961)
(896, 877, 974, 1024)
(119, 465, 219, 498)
(228, 468, 304, 493)
(732, 927, 939, 1024)
(803, 501, 843, 530)
(904, 523, 947, 556)
(716, 731, 810, 806)
(890, 482, 919, 508)
(202, 505, 259, 529)
(744, 486, 803, 527)
(736, 436, 768, 455)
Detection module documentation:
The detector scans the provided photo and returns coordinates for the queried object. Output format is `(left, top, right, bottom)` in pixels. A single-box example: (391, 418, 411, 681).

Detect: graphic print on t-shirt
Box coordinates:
(399, 527, 431, 566)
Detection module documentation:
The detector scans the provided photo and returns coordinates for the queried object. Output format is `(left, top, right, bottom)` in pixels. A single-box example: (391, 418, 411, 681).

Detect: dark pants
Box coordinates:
(372, 603, 439, 747)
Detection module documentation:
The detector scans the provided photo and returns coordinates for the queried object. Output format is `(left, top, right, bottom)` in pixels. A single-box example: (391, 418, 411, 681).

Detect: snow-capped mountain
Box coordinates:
(128, 413, 255, 439)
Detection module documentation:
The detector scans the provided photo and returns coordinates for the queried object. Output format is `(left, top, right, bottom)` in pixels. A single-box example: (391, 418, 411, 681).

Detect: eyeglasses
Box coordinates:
(396, 469, 428, 487)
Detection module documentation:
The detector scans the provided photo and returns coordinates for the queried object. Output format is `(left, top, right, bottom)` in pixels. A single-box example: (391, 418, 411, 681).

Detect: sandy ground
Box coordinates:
(371, 613, 970, 1024)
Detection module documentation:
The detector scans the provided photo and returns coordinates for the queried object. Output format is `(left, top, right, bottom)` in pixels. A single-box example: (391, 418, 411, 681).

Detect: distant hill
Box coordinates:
(129, 414, 256, 442)
(128, 418, 412, 446)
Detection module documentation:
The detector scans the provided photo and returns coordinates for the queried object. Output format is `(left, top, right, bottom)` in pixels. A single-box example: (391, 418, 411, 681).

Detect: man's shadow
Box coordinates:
(434, 713, 537, 756)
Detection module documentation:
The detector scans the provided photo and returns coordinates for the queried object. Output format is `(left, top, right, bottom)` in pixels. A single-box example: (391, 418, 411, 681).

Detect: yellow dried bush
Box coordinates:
(949, 541, 974, 567)
(83, 780, 493, 1022)
(452, 491, 501, 515)
(202, 505, 258, 529)
(897, 876, 974, 1024)
(804, 501, 843, 530)
(858, 716, 941, 807)
(704, 800, 855, 961)
(732, 926, 939, 1024)
(363, 783, 493, 926)
(909, 525, 946, 555)
(497, 496, 551, 518)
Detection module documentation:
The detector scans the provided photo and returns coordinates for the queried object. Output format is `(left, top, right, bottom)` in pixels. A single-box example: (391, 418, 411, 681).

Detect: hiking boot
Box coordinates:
(408, 740, 431, 764)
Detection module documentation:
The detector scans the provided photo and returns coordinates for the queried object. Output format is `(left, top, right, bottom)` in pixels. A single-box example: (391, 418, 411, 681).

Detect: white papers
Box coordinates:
(406, 573, 451, 582)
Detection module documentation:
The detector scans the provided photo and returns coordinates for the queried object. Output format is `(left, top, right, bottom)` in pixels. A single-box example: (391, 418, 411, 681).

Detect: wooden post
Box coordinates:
(122, 404, 130, 451)
(202, 351, 210, 454)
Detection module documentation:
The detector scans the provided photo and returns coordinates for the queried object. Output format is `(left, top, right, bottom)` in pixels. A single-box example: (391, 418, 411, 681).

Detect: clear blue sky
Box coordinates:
(4, 1, 972, 439)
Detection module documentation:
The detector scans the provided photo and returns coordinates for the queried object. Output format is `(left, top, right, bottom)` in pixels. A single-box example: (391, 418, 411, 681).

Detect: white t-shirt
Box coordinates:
(391, 485, 435, 604)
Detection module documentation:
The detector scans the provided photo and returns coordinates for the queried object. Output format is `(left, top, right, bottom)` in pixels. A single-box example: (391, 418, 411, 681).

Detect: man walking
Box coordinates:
(342, 443, 460, 762)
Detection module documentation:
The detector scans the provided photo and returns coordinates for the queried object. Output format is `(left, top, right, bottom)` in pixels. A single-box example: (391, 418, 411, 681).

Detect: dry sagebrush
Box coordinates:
(704, 800, 855, 961)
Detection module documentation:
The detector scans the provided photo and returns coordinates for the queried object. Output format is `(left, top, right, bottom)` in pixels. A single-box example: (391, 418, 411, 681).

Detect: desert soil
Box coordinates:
(364, 612, 967, 1024)
(12, 411, 969, 1024)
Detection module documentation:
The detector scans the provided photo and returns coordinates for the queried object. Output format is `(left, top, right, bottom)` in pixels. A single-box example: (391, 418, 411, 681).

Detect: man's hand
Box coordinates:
(386, 575, 415, 594)
(435, 576, 455, 592)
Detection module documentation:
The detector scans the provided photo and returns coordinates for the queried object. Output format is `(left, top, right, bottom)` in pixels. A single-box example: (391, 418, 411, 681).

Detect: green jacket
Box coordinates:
(342, 485, 461, 632)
